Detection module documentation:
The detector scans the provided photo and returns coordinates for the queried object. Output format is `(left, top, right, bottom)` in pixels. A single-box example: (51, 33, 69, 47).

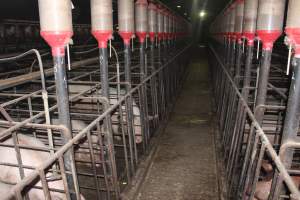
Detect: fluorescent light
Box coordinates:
(177, 5, 181, 8)
(199, 11, 206, 18)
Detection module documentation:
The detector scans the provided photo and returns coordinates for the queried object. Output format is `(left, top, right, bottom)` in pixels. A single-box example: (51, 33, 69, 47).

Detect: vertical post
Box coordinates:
(148, 1, 159, 127)
(234, 42, 243, 83)
(125, 42, 137, 168)
(99, 48, 109, 97)
(242, 0, 286, 196)
(272, 0, 300, 197)
(254, 50, 272, 123)
(136, 0, 149, 149)
(38, 0, 77, 198)
(234, 0, 244, 83)
(139, 41, 149, 149)
(157, 4, 166, 118)
(272, 58, 300, 198)
(228, 3, 236, 76)
(91, 0, 120, 196)
(118, 0, 138, 171)
(150, 40, 159, 128)
(242, 42, 254, 101)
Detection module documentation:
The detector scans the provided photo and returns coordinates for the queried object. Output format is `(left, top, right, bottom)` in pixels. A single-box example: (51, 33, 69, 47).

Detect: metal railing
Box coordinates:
(209, 44, 300, 200)
(0, 42, 191, 200)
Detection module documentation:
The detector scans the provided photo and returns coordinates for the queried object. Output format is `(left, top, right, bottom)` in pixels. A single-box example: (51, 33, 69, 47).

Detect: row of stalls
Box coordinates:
(0, 20, 92, 53)
(209, 0, 300, 199)
(0, 0, 192, 199)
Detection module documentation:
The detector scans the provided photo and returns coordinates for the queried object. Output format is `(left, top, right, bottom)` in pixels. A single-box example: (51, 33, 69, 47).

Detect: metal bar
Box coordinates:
(139, 42, 149, 148)
(52, 55, 76, 199)
(0, 57, 99, 90)
(209, 44, 300, 199)
(234, 42, 243, 84)
(242, 45, 254, 102)
(1, 43, 192, 199)
(124, 43, 137, 173)
(273, 57, 300, 199)
(254, 49, 272, 124)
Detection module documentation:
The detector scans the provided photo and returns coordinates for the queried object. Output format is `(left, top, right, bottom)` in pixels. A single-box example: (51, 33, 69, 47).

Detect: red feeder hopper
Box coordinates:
(242, 0, 258, 46)
(135, 0, 148, 43)
(256, 0, 285, 50)
(118, 0, 135, 45)
(91, 0, 113, 48)
(148, 2, 157, 42)
(157, 4, 164, 42)
(41, 31, 73, 57)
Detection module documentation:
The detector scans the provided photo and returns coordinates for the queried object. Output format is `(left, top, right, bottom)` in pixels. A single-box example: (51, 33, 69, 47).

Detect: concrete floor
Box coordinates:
(136, 47, 220, 200)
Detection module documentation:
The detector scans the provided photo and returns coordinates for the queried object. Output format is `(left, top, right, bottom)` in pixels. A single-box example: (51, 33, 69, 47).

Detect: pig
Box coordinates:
(9, 117, 101, 167)
(68, 85, 143, 143)
(245, 160, 300, 200)
(0, 130, 86, 200)
(247, 177, 300, 200)
(0, 182, 12, 197)
(51, 118, 102, 166)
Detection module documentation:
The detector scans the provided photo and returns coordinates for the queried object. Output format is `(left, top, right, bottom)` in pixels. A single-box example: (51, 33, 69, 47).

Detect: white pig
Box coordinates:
(68, 85, 143, 143)
(0, 130, 86, 200)
(245, 162, 300, 200)
(0, 181, 12, 197)
(51, 118, 102, 166)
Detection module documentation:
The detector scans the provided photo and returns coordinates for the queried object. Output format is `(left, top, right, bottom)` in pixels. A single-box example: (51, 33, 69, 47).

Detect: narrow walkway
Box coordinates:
(136, 47, 219, 200)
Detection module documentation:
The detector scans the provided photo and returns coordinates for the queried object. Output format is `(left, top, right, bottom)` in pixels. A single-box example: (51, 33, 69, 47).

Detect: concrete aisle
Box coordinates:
(136, 47, 220, 200)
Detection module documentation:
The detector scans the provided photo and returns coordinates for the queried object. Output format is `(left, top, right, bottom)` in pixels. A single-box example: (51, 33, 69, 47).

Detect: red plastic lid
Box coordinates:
(92, 30, 112, 48)
(41, 31, 73, 56)
(136, 32, 147, 43)
(243, 32, 256, 46)
(119, 31, 134, 45)
(256, 30, 282, 50)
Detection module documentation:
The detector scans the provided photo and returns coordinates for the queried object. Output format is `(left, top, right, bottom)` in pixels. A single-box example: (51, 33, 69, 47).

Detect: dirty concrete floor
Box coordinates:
(136, 47, 219, 200)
